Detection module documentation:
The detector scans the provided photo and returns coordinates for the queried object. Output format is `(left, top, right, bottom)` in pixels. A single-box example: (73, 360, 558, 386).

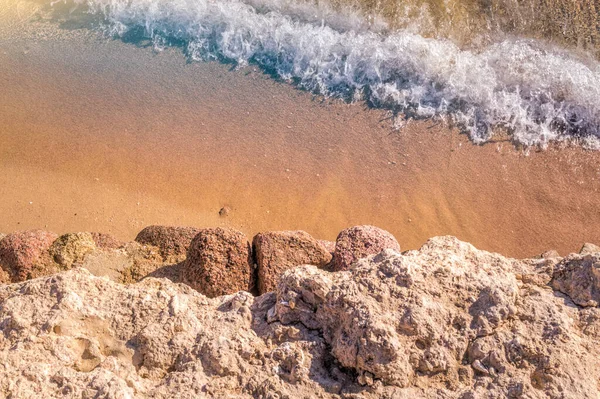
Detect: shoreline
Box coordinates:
(1, 9, 600, 258)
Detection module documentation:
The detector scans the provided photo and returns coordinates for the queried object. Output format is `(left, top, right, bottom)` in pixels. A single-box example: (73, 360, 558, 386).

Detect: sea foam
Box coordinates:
(63, 0, 600, 147)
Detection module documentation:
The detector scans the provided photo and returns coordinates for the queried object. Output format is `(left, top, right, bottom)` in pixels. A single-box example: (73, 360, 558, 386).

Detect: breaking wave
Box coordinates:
(59, 0, 600, 147)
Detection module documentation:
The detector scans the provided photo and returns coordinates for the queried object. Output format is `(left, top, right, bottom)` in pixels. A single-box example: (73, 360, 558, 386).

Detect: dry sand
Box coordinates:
(0, 0, 599, 258)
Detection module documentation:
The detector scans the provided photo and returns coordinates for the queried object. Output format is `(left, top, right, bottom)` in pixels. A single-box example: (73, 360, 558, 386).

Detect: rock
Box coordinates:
(274, 237, 597, 396)
(540, 249, 561, 259)
(317, 239, 335, 255)
(0, 233, 6, 242)
(80, 241, 163, 284)
(275, 265, 332, 329)
(0, 229, 58, 282)
(135, 225, 201, 262)
(0, 267, 9, 284)
(181, 228, 254, 297)
(89, 232, 125, 250)
(254, 230, 332, 294)
(1, 236, 599, 398)
(79, 249, 133, 282)
(49, 232, 97, 270)
(115, 242, 164, 284)
(552, 253, 600, 306)
(580, 242, 600, 255)
(332, 225, 401, 271)
(219, 206, 231, 217)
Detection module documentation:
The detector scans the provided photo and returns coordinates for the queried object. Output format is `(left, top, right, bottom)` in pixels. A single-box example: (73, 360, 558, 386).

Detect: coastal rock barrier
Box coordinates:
(0, 226, 599, 397)
(0, 224, 402, 292)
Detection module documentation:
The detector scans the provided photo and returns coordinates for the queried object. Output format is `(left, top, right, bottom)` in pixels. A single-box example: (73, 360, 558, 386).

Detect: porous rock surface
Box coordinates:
(1, 236, 600, 398)
(551, 253, 600, 307)
(135, 225, 201, 262)
(49, 232, 98, 270)
(81, 241, 164, 284)
(254, 230, 332, 294)
(317, 239, 336, 255)
(0, 229, 58, 283)
(332, 225, 401, 271)
(181, 227, 254, 298)
(90, 232, 125, 250)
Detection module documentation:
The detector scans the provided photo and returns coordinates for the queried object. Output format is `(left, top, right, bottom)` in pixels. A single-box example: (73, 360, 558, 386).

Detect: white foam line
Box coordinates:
(65, 0, 600, 147)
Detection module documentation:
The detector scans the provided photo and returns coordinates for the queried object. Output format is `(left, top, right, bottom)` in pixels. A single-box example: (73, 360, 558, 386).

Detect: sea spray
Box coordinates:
(57, 0, 600, 147)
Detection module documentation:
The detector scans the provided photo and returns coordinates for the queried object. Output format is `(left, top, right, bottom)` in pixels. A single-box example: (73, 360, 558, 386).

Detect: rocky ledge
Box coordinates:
(0, 227, 599, 398)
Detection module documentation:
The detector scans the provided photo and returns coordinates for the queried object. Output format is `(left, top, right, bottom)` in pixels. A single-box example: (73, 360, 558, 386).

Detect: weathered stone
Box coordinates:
(79, 241, 163, 284)
(0, 229, 58, 282)
(80, 249, 133, 282)
(49, 232, 97, 270)
(0, 233, 6, 243)
(181, 227, 254, 297)
(540, 249, 561, 259)
(552, 253, 600, 307)
(0, 267, 8, 284)
(135, 225, 201, 262)
(332, 225, 400, 271)
(118, 242, 164, 283)
(317, 239, 335, 255)
(90, 232, 125, 250)
(1, 236, 598, 398)
(254, 230, 332, 294)
(580, 242, 600, 255)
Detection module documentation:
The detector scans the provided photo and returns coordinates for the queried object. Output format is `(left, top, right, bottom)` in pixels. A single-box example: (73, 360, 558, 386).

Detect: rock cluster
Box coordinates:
(2, 225, 406, 298)
(0, 235, 599, 398)
(0, 230, 163, 286)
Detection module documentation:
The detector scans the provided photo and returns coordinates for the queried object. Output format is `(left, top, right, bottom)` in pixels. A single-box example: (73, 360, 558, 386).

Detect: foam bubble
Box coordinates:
(63, 0, 600, 147)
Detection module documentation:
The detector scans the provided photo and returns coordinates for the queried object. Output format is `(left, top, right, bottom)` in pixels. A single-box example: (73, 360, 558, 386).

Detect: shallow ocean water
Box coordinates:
(37, 0, 600, 148)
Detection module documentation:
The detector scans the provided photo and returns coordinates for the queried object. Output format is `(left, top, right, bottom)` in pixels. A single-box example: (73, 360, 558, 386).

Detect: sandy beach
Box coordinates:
(1, 0, 599, 258)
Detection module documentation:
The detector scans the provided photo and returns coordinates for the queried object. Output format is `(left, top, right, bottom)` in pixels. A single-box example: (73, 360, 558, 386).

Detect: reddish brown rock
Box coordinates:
(135, 225, 201, 261)
(90, 232, 125, 250)
(332, 225, 400, 271)
(0, 230, 59, 282)
(254, 231, 332, 294)
(181, 228, 254, 298)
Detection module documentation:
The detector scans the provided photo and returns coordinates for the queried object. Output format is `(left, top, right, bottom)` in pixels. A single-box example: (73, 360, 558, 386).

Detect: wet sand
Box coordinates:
(1, 1, 599, 258)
